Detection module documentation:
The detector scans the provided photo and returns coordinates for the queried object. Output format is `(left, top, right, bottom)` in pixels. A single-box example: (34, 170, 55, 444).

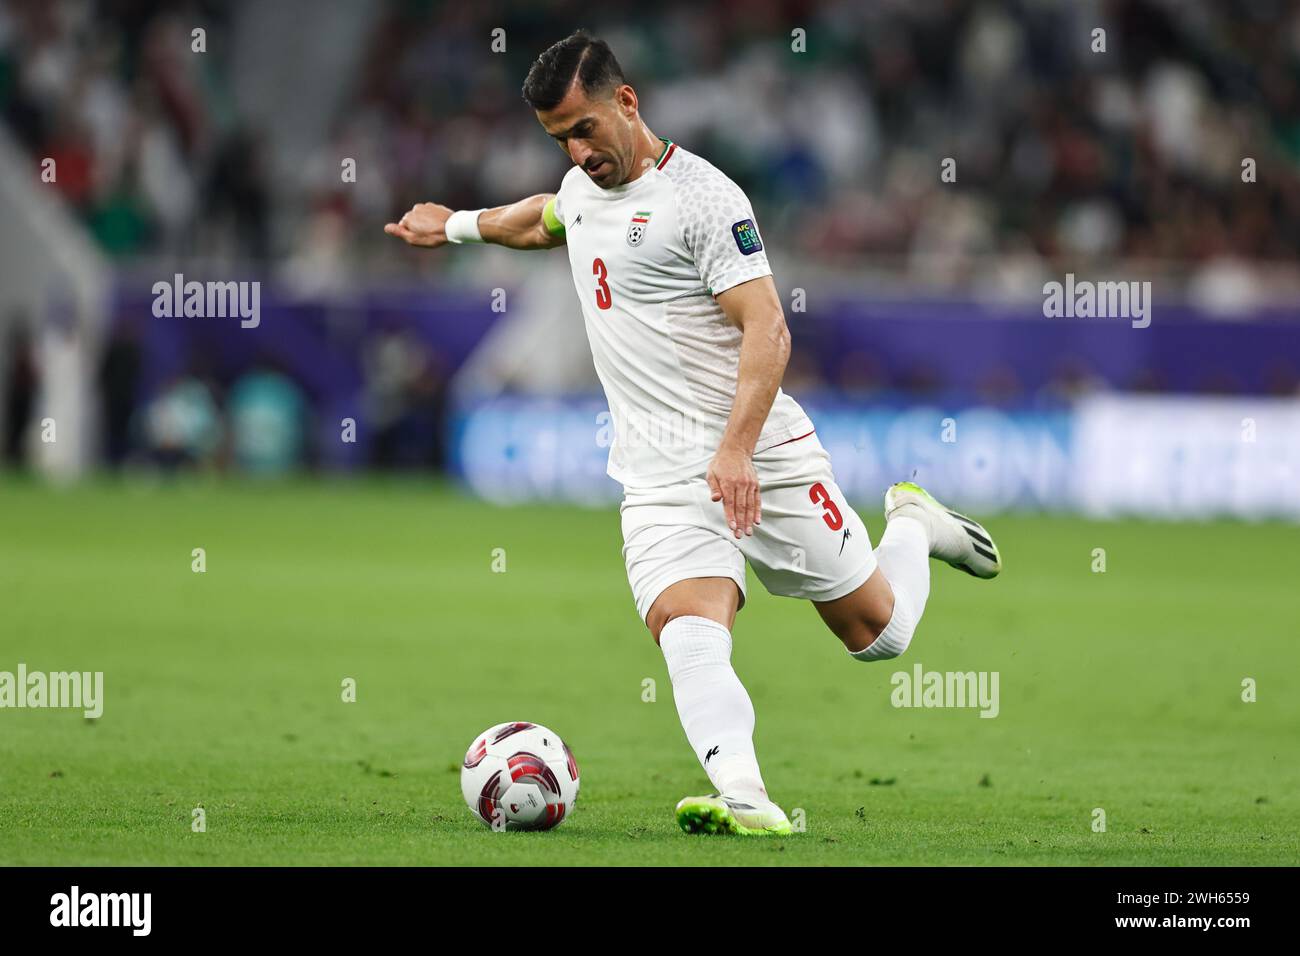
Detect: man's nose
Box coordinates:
(570, 142, 592, 167)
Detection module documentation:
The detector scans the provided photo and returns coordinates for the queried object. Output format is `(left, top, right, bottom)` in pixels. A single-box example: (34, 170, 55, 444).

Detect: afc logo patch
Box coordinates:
(732, 219, 763, 255)
(626, 210, 653, 246)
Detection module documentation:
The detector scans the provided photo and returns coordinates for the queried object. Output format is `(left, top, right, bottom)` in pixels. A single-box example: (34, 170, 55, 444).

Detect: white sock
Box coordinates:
(851, 514, 931, 662)
(659, 615, 767, 799)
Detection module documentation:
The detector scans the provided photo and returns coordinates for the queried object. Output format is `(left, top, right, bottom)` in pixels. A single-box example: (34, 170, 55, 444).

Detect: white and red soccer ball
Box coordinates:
(461, 722, 580, 831)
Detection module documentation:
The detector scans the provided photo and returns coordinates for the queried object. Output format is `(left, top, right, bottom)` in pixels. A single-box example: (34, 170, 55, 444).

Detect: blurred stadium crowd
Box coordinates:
(1, 0, 1298, 481)
(3, 0, 1299, 290)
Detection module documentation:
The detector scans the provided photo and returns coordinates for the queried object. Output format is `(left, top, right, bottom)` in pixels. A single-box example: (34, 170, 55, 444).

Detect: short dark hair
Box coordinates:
(522, 30, 625, 111)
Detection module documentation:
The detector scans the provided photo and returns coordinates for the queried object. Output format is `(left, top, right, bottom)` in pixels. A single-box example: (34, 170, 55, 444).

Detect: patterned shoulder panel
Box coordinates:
(659, 145, 771, 295)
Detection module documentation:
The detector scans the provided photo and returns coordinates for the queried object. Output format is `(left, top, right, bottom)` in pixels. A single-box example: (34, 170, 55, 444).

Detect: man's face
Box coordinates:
(536, 81, 637, 188)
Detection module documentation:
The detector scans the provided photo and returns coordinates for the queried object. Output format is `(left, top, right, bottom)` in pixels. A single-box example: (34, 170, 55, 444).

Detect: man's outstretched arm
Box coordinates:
(384, 195, 567, 251)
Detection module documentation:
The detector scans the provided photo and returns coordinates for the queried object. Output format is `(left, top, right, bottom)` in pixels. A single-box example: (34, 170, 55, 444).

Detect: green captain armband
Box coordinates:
(542, 197, 565, 236)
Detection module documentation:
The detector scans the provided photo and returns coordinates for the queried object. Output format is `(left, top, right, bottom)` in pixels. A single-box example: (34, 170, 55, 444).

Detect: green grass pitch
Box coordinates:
(1, 476, 1296, 866)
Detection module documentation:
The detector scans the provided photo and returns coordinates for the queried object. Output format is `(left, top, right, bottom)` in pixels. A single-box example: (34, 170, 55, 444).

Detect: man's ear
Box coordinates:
(616, 84, 638, 118)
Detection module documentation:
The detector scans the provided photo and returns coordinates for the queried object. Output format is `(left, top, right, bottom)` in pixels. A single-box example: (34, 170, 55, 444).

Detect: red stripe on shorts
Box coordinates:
(771, 429, 816, 448)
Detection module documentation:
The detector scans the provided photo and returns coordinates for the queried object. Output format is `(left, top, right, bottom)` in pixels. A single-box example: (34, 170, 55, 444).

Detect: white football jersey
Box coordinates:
(552, 139, 813, 488)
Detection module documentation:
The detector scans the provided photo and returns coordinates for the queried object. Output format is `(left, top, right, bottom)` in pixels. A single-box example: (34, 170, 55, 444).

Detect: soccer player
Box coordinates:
(385, 31, 1002, 836)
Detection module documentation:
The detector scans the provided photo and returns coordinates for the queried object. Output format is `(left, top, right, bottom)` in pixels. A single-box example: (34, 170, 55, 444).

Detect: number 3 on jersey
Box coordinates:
(592, 257, 613, 310)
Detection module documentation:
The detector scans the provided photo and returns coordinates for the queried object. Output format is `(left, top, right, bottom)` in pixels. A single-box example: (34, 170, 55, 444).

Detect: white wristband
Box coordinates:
(445, 208, 486, 244)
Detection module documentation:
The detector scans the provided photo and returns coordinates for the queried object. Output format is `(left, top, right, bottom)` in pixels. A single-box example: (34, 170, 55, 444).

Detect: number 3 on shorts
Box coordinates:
(809, 481, 843, 531)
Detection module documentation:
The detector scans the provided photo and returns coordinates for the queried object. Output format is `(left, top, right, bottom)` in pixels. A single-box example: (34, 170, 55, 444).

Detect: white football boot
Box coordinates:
(675, 793, 793, 836)
(884, 481, 1002, 579)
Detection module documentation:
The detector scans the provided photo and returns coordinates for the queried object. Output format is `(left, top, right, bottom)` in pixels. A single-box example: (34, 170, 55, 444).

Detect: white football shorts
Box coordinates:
(619, 432, 877, 621)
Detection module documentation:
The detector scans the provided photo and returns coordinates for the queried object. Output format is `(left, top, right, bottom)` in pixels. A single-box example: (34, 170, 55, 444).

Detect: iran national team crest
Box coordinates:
(626, 210, 652, 246)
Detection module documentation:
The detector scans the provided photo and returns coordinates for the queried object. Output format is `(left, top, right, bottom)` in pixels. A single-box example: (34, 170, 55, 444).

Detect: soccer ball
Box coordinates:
(460, 721, 580, 831)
